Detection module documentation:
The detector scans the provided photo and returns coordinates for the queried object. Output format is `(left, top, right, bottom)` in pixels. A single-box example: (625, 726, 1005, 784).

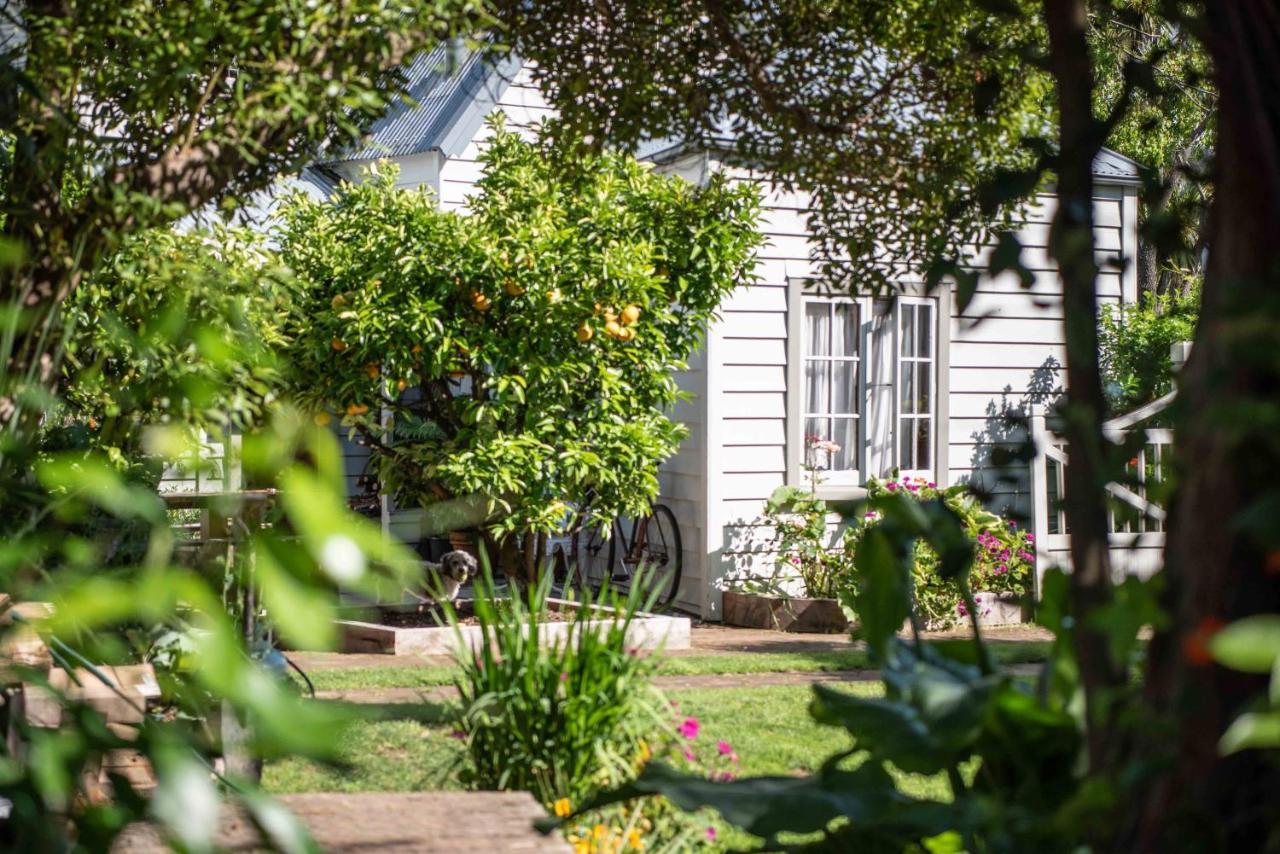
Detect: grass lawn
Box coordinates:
(264, 682, 950, 801)
(304, 640, 1051, 692)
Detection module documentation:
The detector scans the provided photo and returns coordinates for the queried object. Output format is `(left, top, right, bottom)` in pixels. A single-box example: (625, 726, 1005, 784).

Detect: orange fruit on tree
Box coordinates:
(396, 378, 409, 392)
(621, 304, 641, 324)
(331, 337, 347, 352)
(365, 363, 380, 380)
(503, 278, 525, 297)
(411, 344, 423, 355)
(604, 319, 623, 338)
(618, 327, 635, 342)
(346, 403, 369, 417)
(576, 323, 594, 342)
(471, 292, 492, 312)
(330, 294, 347, 309)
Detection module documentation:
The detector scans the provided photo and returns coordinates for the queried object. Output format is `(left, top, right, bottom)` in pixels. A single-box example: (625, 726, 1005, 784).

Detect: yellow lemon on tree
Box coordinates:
(621, 304, 641, 324)
(331, 337, 347, 352)
(471, 292, 492, 312)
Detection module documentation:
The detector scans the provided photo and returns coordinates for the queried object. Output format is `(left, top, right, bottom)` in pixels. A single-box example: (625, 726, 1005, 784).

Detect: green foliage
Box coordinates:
(277, 121, 762, 535)
(490, 0, 1052, 295)
(1099, 288, 1199, 411)
(56, 227, 292, 447)
(1211, 616, 1280, 754)
(847, 477, 1035, 631)
(450, 566, 727, 851)
(749, 484, 855, 601)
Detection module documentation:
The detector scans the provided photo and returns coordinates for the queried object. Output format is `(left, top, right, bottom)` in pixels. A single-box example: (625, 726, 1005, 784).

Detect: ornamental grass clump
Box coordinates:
(450, 562, 668, 807)
(452, 562, 732, 851)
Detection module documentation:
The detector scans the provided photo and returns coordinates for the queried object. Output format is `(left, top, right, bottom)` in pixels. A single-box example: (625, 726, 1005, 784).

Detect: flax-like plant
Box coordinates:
(449, 560, 670, 809)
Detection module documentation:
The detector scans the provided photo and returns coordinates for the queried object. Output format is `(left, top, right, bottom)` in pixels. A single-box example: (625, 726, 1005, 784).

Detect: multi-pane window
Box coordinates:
(897, 302, 934, 474)
(797, 292, 938, 485)
(803, 301, 860, 477)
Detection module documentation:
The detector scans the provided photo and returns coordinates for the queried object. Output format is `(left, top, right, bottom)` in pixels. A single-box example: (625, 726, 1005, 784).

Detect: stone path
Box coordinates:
(113, 791, 568, 852)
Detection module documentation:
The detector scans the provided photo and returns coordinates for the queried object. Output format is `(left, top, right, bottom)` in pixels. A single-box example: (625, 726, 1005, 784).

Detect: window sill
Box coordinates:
(812, 485, 868, 504)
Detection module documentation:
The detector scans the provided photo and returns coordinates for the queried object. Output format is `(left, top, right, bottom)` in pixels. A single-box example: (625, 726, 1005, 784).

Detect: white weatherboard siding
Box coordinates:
(702, 174, 1139, 618)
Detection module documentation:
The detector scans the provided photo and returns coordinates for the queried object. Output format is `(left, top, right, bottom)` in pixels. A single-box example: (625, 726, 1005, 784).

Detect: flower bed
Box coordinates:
(338, 597, 691, 656)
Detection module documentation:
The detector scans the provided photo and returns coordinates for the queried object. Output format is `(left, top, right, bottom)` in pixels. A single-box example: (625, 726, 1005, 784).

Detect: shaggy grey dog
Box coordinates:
(416, 549, 478, 604)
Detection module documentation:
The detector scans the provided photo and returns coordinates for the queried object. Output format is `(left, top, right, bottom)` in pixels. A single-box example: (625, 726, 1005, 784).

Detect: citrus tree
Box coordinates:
(276, 121, 761, 572)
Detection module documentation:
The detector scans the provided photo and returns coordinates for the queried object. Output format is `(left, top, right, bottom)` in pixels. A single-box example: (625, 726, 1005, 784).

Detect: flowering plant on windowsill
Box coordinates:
(848, 475, 1035, 629)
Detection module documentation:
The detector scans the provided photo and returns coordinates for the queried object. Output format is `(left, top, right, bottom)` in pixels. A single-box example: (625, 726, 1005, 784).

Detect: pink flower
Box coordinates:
(1026, 533, 1036, 543)
(927, 482, 936, 488)
(706, 828, 718, 842)
(886, 482, 898, 492)
(1018, 551, 1034, 563)
(717, 740, 733, 756)
(678, 716, 700, 739)
(683, 748, 696, 762)
(956, 601, 968, 617)
(994, 563, 1008, 575)
(1009, 520, 1017, 529)
(864, 512, 877, 520)
(560, 671, 569, 682)
(905, 483, 919, 492)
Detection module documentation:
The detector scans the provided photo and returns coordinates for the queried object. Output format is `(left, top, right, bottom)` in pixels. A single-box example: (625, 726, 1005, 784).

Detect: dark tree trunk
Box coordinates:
(1137, 228, 1160, 300)
(1131, 4, 1280, 850)
(1043, 0, 1125, 771)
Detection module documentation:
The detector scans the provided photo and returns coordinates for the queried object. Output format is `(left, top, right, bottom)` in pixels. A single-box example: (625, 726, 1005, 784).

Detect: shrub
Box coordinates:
(277, 119, 762, 547)
(848, 476, 1034, 629)
(1099, 288, 1198, 412)
(451, 566, 727, 851)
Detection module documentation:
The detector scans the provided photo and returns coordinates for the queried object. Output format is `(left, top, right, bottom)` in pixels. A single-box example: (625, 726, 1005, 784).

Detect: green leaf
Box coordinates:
(1220, 711, 1280, 755)
(254, 536, 337, 651)
(853, 526, 911, 658)
(1210, 616, 1280, 674)
(810, 683, 946, 774)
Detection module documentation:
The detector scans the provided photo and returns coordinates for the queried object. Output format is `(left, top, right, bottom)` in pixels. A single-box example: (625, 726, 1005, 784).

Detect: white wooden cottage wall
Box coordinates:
(699, 168, 1138, 618)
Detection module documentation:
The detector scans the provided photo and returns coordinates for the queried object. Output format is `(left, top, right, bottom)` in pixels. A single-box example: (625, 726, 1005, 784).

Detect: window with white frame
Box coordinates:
(792, 287, 940, 489)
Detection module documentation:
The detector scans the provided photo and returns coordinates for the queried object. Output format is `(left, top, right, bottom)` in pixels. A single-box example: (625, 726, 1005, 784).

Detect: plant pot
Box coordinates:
(722, 591, 849, 634)
(972, 591, 1027, 626)
(447, 530, 478, 560)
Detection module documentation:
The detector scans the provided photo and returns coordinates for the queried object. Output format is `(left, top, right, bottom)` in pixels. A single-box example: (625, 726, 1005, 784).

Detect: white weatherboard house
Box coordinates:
(296, 49, 1142, 619)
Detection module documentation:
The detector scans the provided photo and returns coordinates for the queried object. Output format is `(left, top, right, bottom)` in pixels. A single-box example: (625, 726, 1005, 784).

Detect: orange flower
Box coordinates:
(1182, 616, 1227, 667)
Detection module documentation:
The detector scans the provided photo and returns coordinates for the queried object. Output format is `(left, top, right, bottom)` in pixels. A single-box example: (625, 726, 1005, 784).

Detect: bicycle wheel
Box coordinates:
(579, 520, 617, 592)
(633, 504, 683, 610)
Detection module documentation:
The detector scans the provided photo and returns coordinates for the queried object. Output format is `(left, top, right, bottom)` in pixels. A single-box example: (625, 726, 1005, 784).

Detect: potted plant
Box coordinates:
(723, 437, 854, 633)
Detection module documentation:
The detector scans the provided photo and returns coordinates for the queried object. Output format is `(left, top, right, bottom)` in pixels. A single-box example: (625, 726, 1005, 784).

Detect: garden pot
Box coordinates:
(447, 530, 478, 560)
(722, 591, 849, 634)
(972, 591, 1027, 626)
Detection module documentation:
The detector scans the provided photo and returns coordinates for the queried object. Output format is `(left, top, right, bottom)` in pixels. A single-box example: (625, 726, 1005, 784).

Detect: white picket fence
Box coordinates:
(1029, 389, 1175, 591)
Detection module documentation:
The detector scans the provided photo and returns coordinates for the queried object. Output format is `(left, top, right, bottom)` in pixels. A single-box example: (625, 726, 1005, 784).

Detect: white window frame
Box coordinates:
(786, 278, 950, 498)
(798, 293, 870, 487)
(894, 295, 937, 482)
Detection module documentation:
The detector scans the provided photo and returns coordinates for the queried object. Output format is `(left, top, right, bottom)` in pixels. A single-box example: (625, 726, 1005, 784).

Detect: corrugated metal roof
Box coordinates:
(320, 43, 514, 164)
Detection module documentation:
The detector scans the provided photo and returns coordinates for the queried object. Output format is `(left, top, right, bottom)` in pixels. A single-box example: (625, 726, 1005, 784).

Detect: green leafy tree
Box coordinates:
(1099, 286, 1199, 410)
(277, 122, 762, 573)
(51, 226, 294, 457)
(499, 1, 1280, 848)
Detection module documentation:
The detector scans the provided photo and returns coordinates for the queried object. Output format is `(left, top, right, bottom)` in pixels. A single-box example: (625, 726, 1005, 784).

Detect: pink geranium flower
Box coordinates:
(886, 482, 898, 491)
(717, 740, 733, 756)
(706, 827, 718, 841)
(678, 716, 700, 739)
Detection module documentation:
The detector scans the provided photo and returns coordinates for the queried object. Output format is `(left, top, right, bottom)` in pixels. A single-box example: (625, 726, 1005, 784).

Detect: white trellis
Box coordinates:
(1029, 389, 1175, 593)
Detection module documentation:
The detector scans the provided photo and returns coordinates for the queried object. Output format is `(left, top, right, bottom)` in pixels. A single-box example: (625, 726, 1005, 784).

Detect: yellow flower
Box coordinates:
(573, 841, 591, 854)
(626, 828, 644, 850)
(593, 824, 607, 840)
(636, 740, 651, 763)
(554, 798, 572, 817)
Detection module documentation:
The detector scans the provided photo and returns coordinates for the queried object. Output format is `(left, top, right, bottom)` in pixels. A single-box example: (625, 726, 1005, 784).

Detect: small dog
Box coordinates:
(417, 549, 478, 605)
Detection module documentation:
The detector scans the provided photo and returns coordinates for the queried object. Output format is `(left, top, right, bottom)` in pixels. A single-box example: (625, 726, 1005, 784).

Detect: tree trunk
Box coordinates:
(1043, 0, 1125, 771)
(1137, 227, 1160, 301)
(1130, 4, 1280, 850)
